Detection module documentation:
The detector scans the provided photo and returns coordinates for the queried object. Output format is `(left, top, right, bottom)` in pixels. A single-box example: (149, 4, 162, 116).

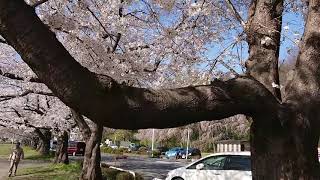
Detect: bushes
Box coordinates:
(101, 147, 127, 155)
(150, 150, 161, 158)
(101, 163, 144, 180)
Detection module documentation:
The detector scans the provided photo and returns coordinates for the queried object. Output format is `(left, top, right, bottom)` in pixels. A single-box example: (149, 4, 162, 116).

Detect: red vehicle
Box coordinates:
(68, 141, 86, 156)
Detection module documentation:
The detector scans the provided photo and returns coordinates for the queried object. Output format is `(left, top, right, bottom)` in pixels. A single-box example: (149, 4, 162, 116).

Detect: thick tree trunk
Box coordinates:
(250, 113, 320, 179)
(1, 0, 320, 180)
(31, 136, 39, 150)
(34, 128, 51, 156)
(72, 109, 103, 180)
(242, 0, 319, 178)
(54, 131, 69, 164)
(81, 124, 103, 180)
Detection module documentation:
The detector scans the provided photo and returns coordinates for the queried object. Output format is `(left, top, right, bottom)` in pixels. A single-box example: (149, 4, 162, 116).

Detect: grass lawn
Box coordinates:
(7, 162, 143, 180)
(0, 144, 13, 158)
(0, 144, 54, 160)
(7, 162, 81, 180)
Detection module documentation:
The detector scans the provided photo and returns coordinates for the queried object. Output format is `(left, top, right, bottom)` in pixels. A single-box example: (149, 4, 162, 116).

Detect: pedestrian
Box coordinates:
(8, 142, 24, 177)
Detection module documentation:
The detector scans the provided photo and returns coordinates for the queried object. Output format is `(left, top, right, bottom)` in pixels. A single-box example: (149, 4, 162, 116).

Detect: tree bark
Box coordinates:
(246, 0, 320, 179)
(54, 131, 69, 164)
(0, 0, 279, 129)
(31, 133, 39, 150)
(1, 0, 320, 179)
(72, 109, 103, 180)
(34, 128, 51, 156)
(81, 124, 103, 180)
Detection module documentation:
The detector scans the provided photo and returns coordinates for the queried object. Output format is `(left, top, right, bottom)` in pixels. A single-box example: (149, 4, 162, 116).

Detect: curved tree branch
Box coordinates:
(0, 0, 279, 129)
(31, 0, 49, 8)
(71, 109, 91, 141)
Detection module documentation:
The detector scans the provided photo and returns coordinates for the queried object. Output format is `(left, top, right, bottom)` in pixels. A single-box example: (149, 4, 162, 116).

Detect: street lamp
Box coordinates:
(151, 129, 155, 157)
(186, 128, 190, 160)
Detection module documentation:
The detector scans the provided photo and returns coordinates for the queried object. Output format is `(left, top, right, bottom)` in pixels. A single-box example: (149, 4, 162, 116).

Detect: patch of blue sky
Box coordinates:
(279, 11, 304, 62)
(202, 11, 304, 74)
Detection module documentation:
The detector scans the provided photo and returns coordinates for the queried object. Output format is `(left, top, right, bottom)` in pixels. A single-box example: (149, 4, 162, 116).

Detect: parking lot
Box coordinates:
(71, 154, 188, 180)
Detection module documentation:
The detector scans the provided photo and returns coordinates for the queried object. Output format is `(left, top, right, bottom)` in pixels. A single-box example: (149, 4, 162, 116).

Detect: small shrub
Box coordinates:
(149, 150, 161, 158)
(137, 147, 149, 155)
(101, 147, 124, 155)
(101, 166, 144, 180)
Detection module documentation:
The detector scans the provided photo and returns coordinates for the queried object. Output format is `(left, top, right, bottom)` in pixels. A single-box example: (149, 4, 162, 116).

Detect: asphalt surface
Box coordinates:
(71, 154, 188, 180)
(0, 155, 188, 180)
(101, 155, 187, 180)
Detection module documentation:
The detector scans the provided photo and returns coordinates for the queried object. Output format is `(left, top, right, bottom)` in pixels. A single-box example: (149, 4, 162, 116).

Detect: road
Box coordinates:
(71, 154, 188, 180)
(101, 155, 187, 180)
(0, 155, 188, 180)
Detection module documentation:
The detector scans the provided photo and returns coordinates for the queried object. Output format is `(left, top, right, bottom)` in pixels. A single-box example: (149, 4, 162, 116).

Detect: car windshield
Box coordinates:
(187, 155, 251, 171)
(68, 142, 77, 147)
(225, 155, 251, 171)
(169, 148, 181, 151)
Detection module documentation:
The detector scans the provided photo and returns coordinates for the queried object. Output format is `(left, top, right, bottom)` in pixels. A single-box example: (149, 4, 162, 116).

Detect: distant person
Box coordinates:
(8, 142, 24, 177)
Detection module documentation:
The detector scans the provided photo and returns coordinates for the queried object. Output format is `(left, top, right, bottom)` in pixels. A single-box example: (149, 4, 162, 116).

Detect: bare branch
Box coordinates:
(86, 7, 115, 41)
(0, 0, 280, 129)
(225, 0, 246, 28)
(0, 90, 54, 102)
(217, 59, 240, 76)
(71, 109, 91, 140)
(31, 0, 49, 8)
(0, 70, 42, 83)
(112, 33, 121, 53)
(143, 59, 162, 72)
(24, 105, 46, 115)
(0, 38, 7, 44)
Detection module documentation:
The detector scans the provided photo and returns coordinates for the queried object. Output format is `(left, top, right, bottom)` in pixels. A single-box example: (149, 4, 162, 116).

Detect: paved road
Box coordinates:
(100, 155, 188, 180)
(71, 154, 188, 180)
(0, 155, 187, 180)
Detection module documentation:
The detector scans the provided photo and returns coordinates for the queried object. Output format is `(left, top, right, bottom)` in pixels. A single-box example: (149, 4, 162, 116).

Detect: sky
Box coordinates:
(203, 10, 305, 74)
(3, 1, 306, 76)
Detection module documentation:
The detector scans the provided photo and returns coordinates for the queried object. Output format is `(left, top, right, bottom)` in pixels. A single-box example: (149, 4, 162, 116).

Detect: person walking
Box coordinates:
(8, 142, 24, 177)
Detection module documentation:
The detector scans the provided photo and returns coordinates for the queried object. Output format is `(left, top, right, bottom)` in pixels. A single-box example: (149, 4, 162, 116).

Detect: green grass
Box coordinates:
(0, 144, 13, 158)
(0, 144, 54, 160)
(7, 162, 144, 180)
(8, 162, 81, 180)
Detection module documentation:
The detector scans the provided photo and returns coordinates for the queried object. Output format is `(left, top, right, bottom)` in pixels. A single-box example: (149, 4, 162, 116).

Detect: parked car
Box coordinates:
(165, 147, 185, 159)
(109, 144, 118, 149)
(50, 140, 57, 152)
(180, 148, 201, 159)
(128, 144, 141, 152)
(156, 146, 169, 155)
(68, 141, 86, 156)
(165, 151, 251, 180)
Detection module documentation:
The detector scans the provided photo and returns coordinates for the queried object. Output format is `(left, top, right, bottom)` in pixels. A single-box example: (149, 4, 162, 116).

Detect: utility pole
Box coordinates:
(186, 128, 190, 160)
(151, 129, 155, 157)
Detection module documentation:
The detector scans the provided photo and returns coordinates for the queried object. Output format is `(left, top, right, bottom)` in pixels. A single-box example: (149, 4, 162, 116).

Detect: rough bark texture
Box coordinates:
(245, 0, 282, 100)
(72, 110, 103, 180)
(1, 0, 320, 179)
(246, 0, 320, 179)
(34, 128, 51, 156)
(30, 133, 39, 150)
(54, 131, 69, 164)
(0, 0, 279, 129)
(81, 124, 103, 180)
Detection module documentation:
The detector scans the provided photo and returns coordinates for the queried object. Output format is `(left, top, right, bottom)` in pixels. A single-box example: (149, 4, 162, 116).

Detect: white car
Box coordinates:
(165, 151, 252, 180)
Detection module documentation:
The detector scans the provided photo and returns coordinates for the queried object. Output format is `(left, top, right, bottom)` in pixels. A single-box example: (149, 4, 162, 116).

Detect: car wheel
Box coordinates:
(172, 177, 184, 180)
(72, 152, 76, 156)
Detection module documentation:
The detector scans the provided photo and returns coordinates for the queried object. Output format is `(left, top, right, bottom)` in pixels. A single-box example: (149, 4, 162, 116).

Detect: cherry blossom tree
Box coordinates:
(1, 0, 320, 179)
